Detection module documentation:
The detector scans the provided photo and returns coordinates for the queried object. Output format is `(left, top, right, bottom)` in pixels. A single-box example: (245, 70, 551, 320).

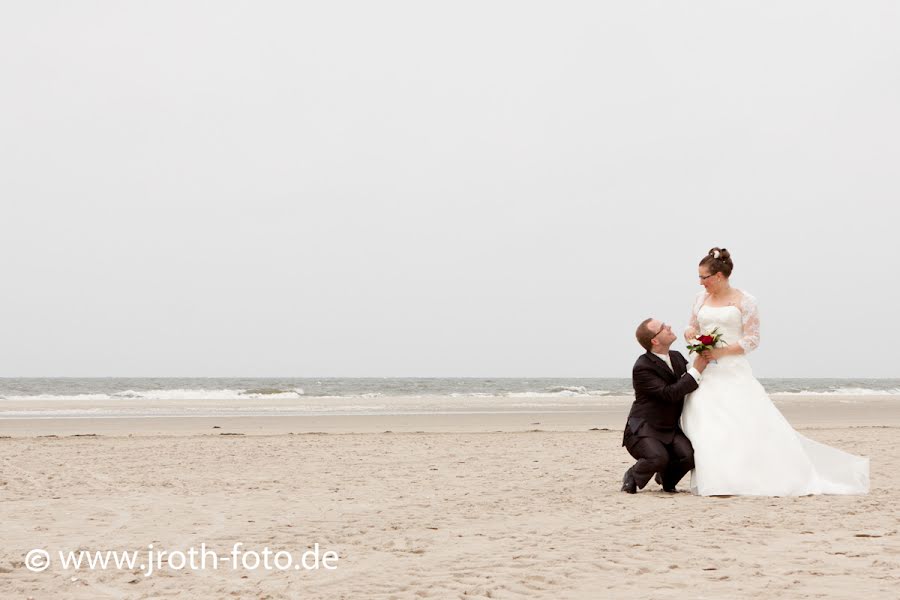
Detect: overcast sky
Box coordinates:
(1, 2, 898, 378)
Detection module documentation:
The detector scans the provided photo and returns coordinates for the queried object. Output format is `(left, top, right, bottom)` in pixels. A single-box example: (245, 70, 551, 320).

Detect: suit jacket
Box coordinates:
(623, 350, 699, 448)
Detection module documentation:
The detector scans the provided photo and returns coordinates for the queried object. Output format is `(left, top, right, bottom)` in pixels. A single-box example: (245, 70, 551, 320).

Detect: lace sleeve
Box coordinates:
(687, 290, 705, 335)
(738, 291, 760, 352)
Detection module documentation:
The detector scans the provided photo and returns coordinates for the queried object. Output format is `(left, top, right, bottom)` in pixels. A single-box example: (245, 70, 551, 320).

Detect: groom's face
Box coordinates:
(649, 319, 676, 348)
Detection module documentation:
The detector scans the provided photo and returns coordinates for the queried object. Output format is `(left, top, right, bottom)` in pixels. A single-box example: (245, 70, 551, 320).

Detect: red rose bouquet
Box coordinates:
(686, 327, 725, 355)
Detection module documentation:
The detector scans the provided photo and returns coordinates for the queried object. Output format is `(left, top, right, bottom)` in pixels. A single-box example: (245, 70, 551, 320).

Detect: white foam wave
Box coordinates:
(772, 387, 900, 396)
(0, 388, 624, 402)
(506, 389, 594, 398)
(1, 393, 114, 402)
(0, 388, 308, 402)
(2, 387, 894, 411)
(0, 404, 393, 418)
(545, 386, 589, 395)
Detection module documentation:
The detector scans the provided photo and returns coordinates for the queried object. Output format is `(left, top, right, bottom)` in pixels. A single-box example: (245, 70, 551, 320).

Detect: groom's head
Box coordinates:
(636, 318, 676, 352)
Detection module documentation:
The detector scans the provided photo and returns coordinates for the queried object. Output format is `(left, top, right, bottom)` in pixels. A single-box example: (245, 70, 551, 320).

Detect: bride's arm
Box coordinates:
(684, 291, 704, 342)
(737, 292, 760, 352)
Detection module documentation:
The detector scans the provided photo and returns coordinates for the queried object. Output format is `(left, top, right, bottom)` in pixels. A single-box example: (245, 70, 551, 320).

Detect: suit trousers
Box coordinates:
(625, 431, 695, 490)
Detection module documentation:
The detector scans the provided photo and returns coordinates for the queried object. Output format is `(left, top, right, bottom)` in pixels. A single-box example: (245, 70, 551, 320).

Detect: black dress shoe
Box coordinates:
(621, 468, 637, 494)
(655, 472, 677, 493)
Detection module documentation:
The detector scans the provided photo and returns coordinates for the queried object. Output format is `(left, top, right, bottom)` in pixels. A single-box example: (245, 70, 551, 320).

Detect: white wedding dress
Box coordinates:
(680, 290, 869, 496)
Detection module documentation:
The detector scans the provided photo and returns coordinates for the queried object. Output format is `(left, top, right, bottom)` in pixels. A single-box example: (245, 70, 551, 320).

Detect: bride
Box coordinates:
(680, 247, 869, 496)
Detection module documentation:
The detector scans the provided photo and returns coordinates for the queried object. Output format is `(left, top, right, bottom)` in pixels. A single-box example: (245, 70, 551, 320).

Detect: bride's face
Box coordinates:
(698, 266, 724, 292)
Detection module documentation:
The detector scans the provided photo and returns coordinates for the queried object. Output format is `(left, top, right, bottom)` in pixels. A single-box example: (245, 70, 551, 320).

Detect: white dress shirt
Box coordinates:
(652, 351, 702, 383)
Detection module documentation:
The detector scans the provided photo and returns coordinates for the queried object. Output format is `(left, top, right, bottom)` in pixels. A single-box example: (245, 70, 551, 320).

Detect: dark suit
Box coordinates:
(623, 350, 699, 490)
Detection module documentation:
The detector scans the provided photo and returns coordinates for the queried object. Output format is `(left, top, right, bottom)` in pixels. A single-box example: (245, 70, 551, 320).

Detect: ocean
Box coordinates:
(1, 378, 898, 419)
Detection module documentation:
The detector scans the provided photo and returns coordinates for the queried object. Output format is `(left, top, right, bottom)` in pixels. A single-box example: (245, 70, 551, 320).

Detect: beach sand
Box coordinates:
(1, 396, 898, 599)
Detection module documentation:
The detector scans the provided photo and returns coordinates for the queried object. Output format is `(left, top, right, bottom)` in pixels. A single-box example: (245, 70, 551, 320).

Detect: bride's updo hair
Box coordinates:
(699, 247, 733, 278)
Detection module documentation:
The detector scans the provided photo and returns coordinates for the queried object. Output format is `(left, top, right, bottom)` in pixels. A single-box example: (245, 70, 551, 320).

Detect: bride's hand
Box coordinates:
(684, 327, 698, 343)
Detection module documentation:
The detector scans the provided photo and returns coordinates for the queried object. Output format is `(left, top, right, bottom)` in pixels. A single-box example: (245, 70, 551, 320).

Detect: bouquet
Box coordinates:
(686, 328, 726, 355)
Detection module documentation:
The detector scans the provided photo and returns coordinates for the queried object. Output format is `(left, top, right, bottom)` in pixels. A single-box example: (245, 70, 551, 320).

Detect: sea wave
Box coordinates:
(0, 388, 307, 402)
(1, 386, 898, 404)
(0, 405, 390, 418)
(772, 387, 900, 396)
(507, 386, 596, 398)
(239, 388, 305, 396)
(545, 385, 588, 395)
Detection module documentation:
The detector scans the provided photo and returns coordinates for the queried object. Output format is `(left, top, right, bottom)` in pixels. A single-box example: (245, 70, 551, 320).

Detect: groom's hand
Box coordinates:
(693, 355, 709, 373)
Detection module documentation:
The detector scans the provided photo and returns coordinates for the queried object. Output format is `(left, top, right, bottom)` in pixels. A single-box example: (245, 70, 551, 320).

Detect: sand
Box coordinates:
(0, 396, 898, 599)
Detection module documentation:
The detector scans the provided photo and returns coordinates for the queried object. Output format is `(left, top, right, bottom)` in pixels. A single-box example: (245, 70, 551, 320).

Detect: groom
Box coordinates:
(621, 318, 708, 493)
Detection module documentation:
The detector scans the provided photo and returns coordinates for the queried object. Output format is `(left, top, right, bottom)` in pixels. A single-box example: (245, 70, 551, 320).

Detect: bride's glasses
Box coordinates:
(699, 273, 716, 281)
